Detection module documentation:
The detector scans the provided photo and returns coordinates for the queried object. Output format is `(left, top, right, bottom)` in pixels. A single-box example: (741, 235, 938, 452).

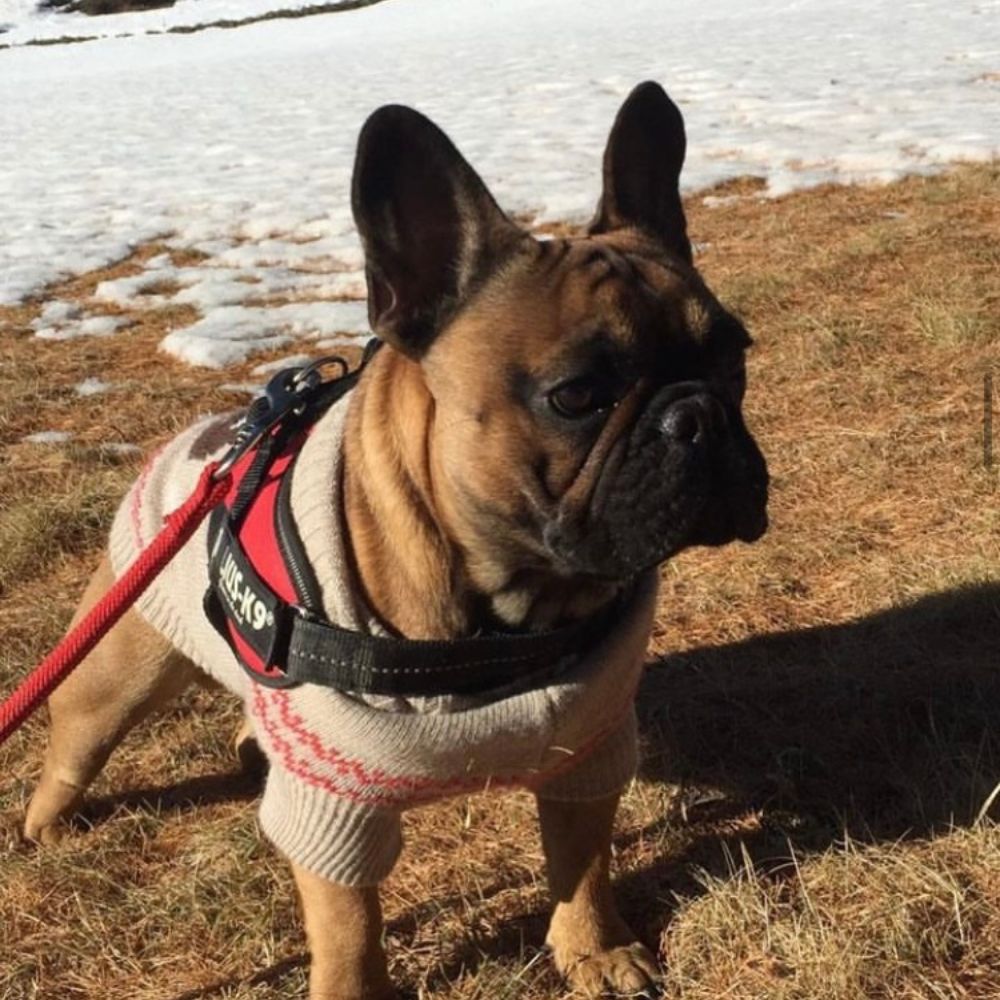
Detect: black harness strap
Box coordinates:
(281, 598, 623, 696)
(273, 446, 325, 613)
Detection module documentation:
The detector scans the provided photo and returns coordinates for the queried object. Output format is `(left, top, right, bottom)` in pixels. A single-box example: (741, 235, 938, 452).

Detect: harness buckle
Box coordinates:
(227, 605, 320, 690)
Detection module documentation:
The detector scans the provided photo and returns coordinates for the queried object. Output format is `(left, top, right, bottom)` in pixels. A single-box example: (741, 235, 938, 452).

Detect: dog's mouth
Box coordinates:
(689, 478, 769, 546)
(545, 475, 767, 580)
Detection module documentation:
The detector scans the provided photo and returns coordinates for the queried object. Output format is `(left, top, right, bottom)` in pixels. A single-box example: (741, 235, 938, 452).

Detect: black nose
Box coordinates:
(659, 393, 726, 445)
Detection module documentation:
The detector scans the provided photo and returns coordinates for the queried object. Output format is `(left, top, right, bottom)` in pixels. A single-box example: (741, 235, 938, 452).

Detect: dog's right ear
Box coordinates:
(589, 81, 692, 264)
(352, 105, 522, 358)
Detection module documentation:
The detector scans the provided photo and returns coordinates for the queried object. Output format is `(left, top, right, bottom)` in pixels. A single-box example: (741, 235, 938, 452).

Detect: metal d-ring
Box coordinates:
(292, 354, 349, 389)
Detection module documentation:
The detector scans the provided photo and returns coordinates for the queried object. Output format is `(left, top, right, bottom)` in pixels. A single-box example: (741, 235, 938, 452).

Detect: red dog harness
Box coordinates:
(204, 427, 321, 687)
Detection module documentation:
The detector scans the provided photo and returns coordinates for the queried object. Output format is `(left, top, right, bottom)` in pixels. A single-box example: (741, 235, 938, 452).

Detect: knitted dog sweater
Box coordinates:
(109, 395, 656, 886)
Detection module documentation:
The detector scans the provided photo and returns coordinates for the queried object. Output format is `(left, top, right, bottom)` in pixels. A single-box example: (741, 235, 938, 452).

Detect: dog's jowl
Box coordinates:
(25, 81, 768, 999)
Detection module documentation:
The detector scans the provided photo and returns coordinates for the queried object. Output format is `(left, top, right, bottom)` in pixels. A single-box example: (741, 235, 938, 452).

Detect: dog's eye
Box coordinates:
(548, 378, 606, 419)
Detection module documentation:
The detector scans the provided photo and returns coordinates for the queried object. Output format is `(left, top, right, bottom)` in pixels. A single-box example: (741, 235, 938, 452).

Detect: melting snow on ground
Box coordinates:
(101, 442, 143, 455)
(34, 314, 131, 341)
(1, 0, 998, 367)
(21, 430, 73, 444)
(74, 377, 114, 396)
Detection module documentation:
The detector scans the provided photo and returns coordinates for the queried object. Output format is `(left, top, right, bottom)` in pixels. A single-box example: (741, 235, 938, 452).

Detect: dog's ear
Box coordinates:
(352, 105, 522, 357)
(589, 81, 691, 263)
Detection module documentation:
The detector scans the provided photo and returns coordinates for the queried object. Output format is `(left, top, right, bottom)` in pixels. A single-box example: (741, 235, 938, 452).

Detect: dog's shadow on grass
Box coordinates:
(615, 579, 1000, 928)
(638, 580, 1000, 834)
(416, 581, 1000, 992)
(71, 769, 262, 831)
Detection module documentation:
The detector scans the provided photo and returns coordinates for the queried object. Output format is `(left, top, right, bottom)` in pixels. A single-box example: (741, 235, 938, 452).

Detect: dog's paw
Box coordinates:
(559, 941, 661, 998)
(21, 816, 71, 848)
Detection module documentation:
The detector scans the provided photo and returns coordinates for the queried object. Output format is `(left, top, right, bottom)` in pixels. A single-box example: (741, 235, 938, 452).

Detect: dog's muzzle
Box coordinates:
(544, 381, 769, 577)
(653, 382, 769, 546)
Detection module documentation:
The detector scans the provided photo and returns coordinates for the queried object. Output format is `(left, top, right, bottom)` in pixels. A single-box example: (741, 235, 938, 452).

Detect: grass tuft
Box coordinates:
(0, 471, 129, 595)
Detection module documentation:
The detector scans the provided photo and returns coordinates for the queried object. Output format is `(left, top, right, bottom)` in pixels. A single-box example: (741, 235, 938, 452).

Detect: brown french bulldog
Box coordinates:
(25, 82, 768, 998)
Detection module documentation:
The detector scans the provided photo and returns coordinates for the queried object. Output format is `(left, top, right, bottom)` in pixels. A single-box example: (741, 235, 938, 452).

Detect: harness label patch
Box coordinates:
(218, 548, 274, 631)
(207, 518, 286, 669)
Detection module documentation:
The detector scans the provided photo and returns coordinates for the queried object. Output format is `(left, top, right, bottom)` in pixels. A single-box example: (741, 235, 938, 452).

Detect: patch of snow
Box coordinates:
(101, 442, 142, 455)
(93, 254, 367, 323)
(1, 0, 998, 367)
(0, 0, 364, 46)
(94, 272, 175, 307)
(314, 334, 372, 351)
(22, 430, 72, 444)
(80, 315, 129, 336)
(35, 327, 80, 341)
(35, 314, 129, 340)
(218, 382, 265, 394)
(159, 300, 369, 367)
(74, 377, 113, 396)
(33, 300, 82, 327)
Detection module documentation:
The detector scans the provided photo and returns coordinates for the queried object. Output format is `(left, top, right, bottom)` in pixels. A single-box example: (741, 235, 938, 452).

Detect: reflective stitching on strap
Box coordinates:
(287, 646, 558, 673)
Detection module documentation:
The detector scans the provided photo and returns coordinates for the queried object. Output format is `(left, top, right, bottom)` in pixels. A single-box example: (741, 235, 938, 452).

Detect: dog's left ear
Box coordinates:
(352, 105, 522, 357)
(589, 81, 692, 264)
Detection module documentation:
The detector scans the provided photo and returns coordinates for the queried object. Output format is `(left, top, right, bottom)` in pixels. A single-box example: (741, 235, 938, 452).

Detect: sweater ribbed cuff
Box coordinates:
(258, 765, 403, 887)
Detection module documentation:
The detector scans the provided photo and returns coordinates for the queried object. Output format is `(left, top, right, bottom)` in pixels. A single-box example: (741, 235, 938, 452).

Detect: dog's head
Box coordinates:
(352, 82, 768, 602)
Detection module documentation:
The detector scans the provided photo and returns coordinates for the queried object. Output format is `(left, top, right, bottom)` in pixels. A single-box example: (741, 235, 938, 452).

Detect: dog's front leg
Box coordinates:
(537, 793, 660, 997)
(291, 861, 396, 1000)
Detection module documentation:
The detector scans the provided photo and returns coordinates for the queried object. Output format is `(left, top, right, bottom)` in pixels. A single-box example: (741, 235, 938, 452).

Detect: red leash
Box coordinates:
(0, 350, 368, 748)
(0, 463, 232, 747)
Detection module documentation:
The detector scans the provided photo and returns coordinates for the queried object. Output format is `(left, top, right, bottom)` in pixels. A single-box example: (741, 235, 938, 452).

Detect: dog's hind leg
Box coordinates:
(24, 555, 200, 845)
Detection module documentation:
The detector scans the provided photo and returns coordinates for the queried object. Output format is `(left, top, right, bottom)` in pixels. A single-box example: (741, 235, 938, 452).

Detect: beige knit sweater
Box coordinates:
(109, 395, 656, 885)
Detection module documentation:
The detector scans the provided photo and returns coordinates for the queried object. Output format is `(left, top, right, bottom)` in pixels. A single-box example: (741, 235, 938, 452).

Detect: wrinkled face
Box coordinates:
(352, 81, 768, 590)
(422, 229, 768, 581)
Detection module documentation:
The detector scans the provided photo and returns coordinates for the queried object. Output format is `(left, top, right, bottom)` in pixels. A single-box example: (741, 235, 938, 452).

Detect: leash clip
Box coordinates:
(212, 341, 382, 481)
(214, 358, 345, 480)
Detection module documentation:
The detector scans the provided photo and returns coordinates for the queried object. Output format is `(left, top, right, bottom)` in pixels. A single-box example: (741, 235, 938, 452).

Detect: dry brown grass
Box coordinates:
(663, 825, 1000, 999)
(1, 163, 998, 999)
